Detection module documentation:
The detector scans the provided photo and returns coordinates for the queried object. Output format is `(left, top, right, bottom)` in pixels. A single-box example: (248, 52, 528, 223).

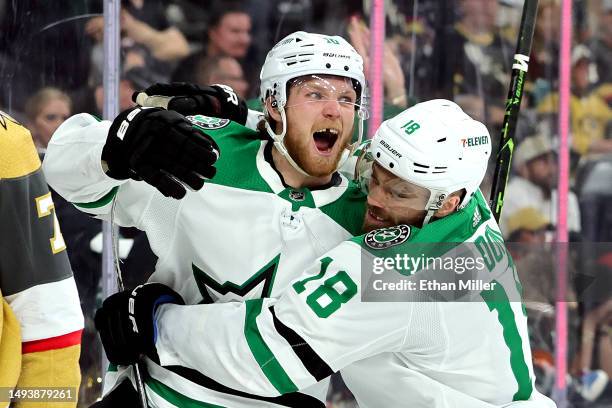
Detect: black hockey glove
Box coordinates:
(102, 106, 220, 199)
(94, 283, 184, 366)
(133, 82, 248, 125)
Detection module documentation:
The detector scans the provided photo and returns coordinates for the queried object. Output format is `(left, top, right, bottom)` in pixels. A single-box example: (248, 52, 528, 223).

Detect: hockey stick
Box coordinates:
(110, 198, 149, 408)
(489, 0, 539, 222)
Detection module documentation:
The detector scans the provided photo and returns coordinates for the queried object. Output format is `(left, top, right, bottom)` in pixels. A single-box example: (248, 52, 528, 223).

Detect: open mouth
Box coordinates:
(367, 208, 387, 223)
(312, 128, 339, 153)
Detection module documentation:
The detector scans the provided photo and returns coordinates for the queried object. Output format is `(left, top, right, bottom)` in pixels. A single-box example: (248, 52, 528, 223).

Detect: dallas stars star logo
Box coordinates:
(187, 115, 230, 130)
(364, 225, 411, 250)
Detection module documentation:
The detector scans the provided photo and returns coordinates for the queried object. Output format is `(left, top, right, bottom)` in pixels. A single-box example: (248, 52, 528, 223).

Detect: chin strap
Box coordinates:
(264, 103, 366, 178)
(264, 105, 311, 177)
(422, 208, 437, 227)
(422, 190, 447, 226)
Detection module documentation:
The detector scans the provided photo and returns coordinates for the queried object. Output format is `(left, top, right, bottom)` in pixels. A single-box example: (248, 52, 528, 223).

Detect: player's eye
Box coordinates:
(339, 96, 355, 105)
(395, 192, 415, 199)
(306, 92, 323, 100)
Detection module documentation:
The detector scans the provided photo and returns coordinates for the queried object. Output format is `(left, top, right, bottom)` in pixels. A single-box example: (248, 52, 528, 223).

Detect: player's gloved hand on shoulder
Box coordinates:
(102, 106, 220, 199)
(133, 82, 248, 125)
(94, 283, 185, 366)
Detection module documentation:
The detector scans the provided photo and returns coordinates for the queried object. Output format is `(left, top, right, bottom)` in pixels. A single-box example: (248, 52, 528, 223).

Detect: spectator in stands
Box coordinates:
(506, 207, 585, 401)
(348, 16, 409, 108)
(590, 0, 612, 86)
(193, 55, 249, 98)
(505, 208, 557, 304)
(205, 2, 252, 60)
(568, 229, 612, 402)
(530, 0, 561, 89)
(574, 297, 612, 402)
(86, 0, 189, 81)
(506, 207, 551, 245)
(171, 2, 253, 97)
(537, 45, 612, 157)
(500, 133, 582, 238)
(433, 0, 512, 129)
(24, 87, 71, 153)
(93, 66, 160, 115)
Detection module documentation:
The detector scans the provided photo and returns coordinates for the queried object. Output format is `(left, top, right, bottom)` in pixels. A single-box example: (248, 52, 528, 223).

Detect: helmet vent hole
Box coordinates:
(286, 61, 298, 66)
(325, 63, 331, 68)
(414, 162, 429, 169)
(296, 38, 302, 42)
(437, 137, 446, 142)
(414, 170, 427, 174)
(376, 152, 381, 158)
(435, 166, 447, 169)
(389, 163, 394, 168)
(344, 66, 349, 71)
(432, 171, 446, 174)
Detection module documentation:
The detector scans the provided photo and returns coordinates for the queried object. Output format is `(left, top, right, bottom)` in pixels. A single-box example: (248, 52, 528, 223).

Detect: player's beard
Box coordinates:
(284, 128, 351, 177)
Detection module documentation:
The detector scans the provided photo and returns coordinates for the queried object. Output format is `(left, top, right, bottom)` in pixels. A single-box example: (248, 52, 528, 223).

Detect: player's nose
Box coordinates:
(367, 187, 385, 208)
(321, 99, 341, 118)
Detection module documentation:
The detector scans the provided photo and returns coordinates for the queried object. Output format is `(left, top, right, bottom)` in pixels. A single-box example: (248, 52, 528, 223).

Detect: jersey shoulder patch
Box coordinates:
(351, 224, 419, 258)
(187, 115, 230, 130)
(364, 225, 411, 250)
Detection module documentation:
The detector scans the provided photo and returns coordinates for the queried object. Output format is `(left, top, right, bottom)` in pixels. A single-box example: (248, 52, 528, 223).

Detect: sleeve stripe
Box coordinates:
(163, 366, 326, 407)
(73, 186, 119, 209)
(269, 307, 334, 381)
(244, 299, 298, 394)
(22, 329, 82, 353)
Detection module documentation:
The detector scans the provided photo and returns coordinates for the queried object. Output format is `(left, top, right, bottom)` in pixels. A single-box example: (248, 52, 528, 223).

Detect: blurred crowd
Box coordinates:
(0, 0, 611, 406)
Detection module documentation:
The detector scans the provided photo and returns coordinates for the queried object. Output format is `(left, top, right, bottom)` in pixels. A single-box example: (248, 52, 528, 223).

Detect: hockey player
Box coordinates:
(0, 111, 83, 408)
(43, 32, 368, 407)
(95, 100, 556, 407)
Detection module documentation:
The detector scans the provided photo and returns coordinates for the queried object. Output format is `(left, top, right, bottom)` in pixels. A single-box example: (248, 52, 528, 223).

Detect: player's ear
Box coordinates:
(265, 97, 281, 122)
(434, 195, 461, 218)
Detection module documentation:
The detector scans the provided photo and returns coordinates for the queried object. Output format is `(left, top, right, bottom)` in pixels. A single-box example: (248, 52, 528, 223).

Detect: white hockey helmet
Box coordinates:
(368, 99, 491, 225)
(259, 31, 367, 175)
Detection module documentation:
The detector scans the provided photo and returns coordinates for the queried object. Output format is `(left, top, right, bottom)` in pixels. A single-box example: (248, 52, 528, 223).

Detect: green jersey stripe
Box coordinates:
(244, 299, 298, 394)
(481, 282, 533, 401)
(146, 376, 226, 408)
(74, 186, 118, 209)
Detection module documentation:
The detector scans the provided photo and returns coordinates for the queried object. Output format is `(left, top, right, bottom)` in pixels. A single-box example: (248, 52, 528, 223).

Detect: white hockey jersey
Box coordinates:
(43, 113, 367, 407)
(154, 191, 556, 408)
